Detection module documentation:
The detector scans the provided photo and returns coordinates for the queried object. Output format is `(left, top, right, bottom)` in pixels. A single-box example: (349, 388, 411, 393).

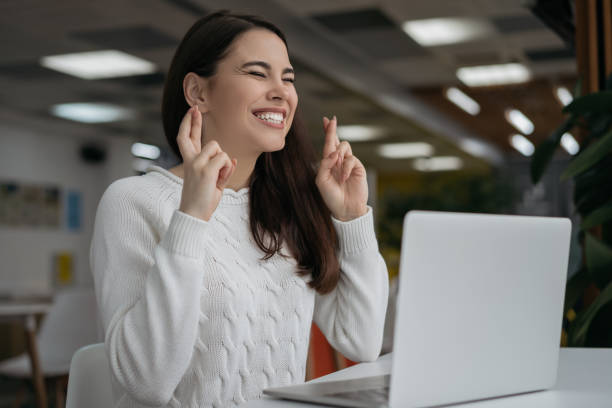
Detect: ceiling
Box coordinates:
(0, 0, 577, 175)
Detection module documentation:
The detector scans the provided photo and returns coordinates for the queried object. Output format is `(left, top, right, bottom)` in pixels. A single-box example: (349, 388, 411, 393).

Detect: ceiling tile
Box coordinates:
(340, 28, 427, 59)
(311, 8, 395, 33)
(491, 14, 547, 33)
(526, 47, 575, 62)
(70, 25, 179, 50)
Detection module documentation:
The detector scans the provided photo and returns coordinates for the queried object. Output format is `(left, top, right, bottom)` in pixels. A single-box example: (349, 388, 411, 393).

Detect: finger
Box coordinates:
(323, 116, 330, 130)
(341, 155, 358, 182)
(332, 116, 340, 145)
(322, 115, 339, 158)
(336, 141, 353, 167)
(318, 150, 339, 175)
(193, 140, 222, 169)
(177, 106, 196, 162)
(207, 153, 233, 188)
(219, 158, 237, 186)
(190, 106, 202, 154)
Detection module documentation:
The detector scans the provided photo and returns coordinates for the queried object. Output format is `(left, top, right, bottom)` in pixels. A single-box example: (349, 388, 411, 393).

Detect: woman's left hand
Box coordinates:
(316, 116, 368, 221)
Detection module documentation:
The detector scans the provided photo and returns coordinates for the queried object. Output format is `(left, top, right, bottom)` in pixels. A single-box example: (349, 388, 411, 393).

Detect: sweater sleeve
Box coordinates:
(90, 179, 214, 406)
(313, 206, 389, 362)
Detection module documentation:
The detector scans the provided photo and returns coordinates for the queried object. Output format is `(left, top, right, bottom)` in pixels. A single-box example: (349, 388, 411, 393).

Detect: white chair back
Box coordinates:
(38, 288, 100, 368)
(66, 343, 113, 408)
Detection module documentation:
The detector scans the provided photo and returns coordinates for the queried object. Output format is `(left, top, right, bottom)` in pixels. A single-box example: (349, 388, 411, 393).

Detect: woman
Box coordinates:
(90, 10, 388, 407)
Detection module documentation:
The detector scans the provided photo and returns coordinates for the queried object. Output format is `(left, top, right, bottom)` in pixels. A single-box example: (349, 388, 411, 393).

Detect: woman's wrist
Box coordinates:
(333, 206, 368, 222)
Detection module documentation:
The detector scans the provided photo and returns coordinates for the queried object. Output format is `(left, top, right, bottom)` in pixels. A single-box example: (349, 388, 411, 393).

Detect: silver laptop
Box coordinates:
(264, 211, 571, 407)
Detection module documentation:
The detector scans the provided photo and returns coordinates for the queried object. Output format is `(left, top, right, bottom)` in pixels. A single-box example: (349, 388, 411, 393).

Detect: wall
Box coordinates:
(0, 124, 134, 296)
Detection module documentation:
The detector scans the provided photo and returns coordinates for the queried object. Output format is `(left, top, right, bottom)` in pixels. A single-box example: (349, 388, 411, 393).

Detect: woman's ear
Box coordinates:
(183, 72, 209, 113)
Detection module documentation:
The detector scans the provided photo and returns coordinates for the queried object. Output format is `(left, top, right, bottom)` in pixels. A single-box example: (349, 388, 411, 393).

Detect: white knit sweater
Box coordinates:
(90, 165, 389, 408)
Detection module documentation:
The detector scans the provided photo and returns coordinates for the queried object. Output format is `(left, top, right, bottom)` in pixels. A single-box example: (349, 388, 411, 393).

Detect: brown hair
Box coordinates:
(161, 11, 340, 294)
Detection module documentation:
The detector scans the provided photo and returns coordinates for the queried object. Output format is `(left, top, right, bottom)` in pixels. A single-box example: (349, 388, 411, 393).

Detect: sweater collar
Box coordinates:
(146, 165, 249, 206)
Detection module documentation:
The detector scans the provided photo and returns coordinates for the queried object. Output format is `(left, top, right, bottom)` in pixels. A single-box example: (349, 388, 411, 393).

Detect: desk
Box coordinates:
(0, 301, 52, 408)
(247, 348, 612, 407)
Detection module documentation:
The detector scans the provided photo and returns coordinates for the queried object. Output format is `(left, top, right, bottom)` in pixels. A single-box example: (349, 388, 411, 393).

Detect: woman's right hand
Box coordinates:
(177, 105, 237, 222)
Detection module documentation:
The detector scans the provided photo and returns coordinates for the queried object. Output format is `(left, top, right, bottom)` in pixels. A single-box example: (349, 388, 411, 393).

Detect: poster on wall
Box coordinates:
(0, 181, 61, 227)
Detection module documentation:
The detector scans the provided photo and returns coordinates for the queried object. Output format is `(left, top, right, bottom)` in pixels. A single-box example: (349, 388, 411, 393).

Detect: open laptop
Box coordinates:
(264, 210, 571, 407)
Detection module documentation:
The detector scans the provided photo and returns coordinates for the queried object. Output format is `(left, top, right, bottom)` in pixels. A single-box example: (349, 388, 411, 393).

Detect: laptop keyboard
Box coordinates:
(326, 386, 390, 403)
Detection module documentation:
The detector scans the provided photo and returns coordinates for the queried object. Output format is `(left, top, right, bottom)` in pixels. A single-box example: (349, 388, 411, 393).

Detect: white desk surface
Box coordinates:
(246, 348, 612, 407)
(0, 302, 51, 317)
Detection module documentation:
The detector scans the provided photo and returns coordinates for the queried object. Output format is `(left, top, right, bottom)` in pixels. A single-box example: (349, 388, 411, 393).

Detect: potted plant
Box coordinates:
(531, 74, 612, 346)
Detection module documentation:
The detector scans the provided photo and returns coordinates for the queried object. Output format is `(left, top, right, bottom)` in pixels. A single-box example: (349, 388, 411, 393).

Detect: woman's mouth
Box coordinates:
(252, 110, 286, 129)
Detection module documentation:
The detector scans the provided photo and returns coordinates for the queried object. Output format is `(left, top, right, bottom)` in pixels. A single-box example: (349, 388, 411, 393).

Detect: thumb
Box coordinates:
(217, 159, 237, 189)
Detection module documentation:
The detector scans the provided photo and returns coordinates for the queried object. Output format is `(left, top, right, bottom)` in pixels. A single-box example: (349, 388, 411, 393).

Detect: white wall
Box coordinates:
(0, 123, 134, 296)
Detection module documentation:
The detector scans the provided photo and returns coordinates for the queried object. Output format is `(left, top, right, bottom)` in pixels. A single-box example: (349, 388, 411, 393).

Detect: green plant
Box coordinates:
(531, 74, 612, 346)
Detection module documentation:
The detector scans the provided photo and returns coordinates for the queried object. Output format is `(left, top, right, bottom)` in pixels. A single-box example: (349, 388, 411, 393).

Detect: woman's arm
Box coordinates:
(90, 179, 213, 406)
(313, 206, 389, 362)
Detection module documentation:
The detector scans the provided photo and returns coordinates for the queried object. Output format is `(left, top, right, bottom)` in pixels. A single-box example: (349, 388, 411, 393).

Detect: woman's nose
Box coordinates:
(267, 80, 289, 100)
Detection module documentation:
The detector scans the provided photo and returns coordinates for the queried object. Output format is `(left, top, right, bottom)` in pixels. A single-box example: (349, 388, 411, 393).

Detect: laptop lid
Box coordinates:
(390, 211, 571, 407)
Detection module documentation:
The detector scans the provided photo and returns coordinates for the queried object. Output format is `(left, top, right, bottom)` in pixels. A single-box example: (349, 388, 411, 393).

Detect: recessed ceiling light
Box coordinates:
(413, 156, 463, 172)
(456, 63, 531, 87)
(505, 109, 534, 135)
(337, 125, 385, 141)
(131, 143, 161, 160)
(459, 138, 489, 158)
(401, 18, 492, 46)
(555, 86, 573, 106)
(560, 133, 580, 155)
(40, 50, 156, 79)
(377, 142, 434, 159)
(51, 103, 135, 123)
(445, 87, 480, 115)
(509, 134, 535, 156)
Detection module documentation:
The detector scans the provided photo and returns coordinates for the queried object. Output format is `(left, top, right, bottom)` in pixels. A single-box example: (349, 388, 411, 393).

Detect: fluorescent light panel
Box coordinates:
(377, 142, 433, 159)
(40, 50, 156, 79)
(561, 133, 579, 155)
(555, 86, 573, 106)
(505, 109, 534, 135)
(457, 63, 531, 87)
(51, 103, 134, 123)
(131, 143, 161, 160)
(413, 156, 463, 172)
(402, 18, 492, 46)
(445, 87, 480, 115)
(509, 134, 535, 156)
(337, 125, 384, 142)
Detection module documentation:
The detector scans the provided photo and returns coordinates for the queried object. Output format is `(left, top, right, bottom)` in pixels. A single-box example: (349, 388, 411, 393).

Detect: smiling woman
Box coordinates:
(90, 10, 389, 407)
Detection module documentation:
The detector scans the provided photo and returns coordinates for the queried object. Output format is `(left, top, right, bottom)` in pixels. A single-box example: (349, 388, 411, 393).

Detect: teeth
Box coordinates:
(254, 111, 284, 124)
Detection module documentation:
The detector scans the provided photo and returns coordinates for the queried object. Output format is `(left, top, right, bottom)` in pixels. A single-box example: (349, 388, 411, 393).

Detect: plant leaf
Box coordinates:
(585, 233, 612, 289)
(582, 201, 612, 229)
(561, 129, 612, 180)
(574, 77, 583, 98)
(606, 72, 612, 90)
(563, 91, 612, 115)
(564, 267, 589, 316)
(530, 116, 575, 184)
(568, 279, 612, 346)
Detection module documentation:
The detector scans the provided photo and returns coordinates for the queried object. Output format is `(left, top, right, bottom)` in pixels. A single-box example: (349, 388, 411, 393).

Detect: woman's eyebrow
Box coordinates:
(240, 61, 294, 75)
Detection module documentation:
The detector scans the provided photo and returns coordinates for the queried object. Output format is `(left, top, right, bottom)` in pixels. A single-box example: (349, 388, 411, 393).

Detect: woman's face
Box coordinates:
(202, 28, 298, 155)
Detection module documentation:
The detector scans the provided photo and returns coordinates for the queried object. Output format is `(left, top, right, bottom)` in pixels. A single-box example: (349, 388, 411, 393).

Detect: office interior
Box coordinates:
(1, 0, 611, 407)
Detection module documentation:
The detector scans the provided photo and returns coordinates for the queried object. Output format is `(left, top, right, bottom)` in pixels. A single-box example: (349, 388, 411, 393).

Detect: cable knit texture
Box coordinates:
(90, 165, 389, 407)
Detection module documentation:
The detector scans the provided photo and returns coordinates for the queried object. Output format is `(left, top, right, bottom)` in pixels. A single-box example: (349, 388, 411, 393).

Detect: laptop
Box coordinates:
(264, 211, 571, 407)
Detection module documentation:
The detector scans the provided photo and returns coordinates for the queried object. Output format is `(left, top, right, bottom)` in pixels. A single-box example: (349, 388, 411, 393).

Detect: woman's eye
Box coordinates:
(249, 71, 265, 78)
(283, 78, 295, 83)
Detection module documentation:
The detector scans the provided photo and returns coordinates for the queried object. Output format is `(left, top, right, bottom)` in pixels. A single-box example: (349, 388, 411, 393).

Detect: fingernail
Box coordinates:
(332, 115, 337, 122)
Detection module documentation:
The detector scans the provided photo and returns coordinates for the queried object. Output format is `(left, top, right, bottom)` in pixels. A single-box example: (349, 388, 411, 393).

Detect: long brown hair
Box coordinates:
(161, 11, 340, 294)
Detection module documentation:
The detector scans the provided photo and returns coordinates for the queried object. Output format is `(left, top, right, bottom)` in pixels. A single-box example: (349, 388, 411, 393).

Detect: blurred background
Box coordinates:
(1, 0, 610, 407)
